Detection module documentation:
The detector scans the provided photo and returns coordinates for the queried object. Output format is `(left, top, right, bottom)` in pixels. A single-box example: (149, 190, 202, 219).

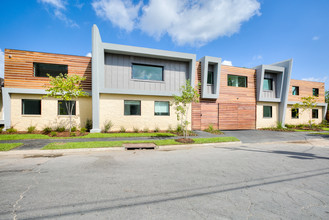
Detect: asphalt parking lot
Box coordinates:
(1, 138, 329, 219)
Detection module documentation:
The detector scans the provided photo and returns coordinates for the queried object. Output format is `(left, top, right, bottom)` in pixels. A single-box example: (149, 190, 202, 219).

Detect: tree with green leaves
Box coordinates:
(325, 90, 329, 104)
(45, 73, 88, 132)
(292, 96, 317, 128)
(172, 80, 200, 139)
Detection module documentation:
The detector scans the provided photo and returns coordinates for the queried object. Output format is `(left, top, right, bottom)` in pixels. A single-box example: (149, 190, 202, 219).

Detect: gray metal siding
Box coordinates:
(104, 53, 189, 93)
(262, 72, 277, 99)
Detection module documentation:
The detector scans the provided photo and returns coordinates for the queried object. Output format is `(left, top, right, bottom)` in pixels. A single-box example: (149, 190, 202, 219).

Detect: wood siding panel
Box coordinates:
(4, 49, 91, 90)
(288, 79, 325, 103)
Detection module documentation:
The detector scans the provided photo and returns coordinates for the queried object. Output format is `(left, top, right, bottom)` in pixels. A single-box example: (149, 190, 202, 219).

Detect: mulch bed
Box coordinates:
(175, 138, 195, 144)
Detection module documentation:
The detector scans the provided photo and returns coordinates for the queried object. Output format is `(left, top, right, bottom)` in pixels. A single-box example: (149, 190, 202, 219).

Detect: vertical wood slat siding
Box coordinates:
(192, 64, 257, 130)
(288, 79, 325, 103)
(104, 53, 189, 94)
(4, 49, 92, 90)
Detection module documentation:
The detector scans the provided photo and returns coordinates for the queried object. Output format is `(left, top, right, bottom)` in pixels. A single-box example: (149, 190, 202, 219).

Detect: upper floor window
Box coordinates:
(292, 86, 299, 95)
(207, 71, 214, 84)
(34, 63, 68, 77)
(22, 99, 41, 115)
(132, 64, 163, 81)
(227, 75, 247, 88)
(313, 88, 319, 97)
(263, 78, 273, 91)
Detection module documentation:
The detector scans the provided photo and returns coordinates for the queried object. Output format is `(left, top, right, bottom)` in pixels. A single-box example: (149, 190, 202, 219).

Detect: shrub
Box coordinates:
(143, 127, 149, 133)
(71, 126, 77, 132)
(85, 119, 92, 132)
(154, 127, 159, 132)
(27, 126, 36, 133)
(56, 126, 66, 132)
(205, 124, 214, 132)
(7, 127, 17, 134)
(70, 132, 76, 137)
(0, 127, 3, 133)
(176, 124, 183, 133)
(43, 127, 52, 134)
(80, 127, 87, 133)
(276, 121, 283, 129)
(50, 131, 57, 137)
(120, 126, 126, 133)
(103, 120, 113, 133)
(167, 125, 173, 133)
(285, 124, 294, 129)
(133, 127, 139, 133)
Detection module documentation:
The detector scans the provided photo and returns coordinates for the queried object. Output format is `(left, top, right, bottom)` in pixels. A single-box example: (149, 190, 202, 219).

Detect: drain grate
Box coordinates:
(123, 143, 156, 150)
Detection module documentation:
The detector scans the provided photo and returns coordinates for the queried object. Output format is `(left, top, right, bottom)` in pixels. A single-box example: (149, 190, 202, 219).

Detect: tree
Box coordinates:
(325, 90, 329, 104)
(172, 80, 200, 139)
(45, 73, 88, 132)
(292, 96, 317, 128)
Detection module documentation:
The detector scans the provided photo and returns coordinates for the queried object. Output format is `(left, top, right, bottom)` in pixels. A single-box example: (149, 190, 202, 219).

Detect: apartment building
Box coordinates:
(1, 24, 327, 132)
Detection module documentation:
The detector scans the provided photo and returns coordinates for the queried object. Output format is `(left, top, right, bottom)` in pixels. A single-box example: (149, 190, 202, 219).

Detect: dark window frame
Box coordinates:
(124, 100, 141, 116)
(154, 101, 170, 116)
(292, 108, 299, 119)
(292, 86, 299, 95)
(312, 109, 319, 119)
(263, 78, 273, 91)
(22, 99, 41, 115)
(227, 74, 248, 88)
(58, 100, 76, 116)
(313, 88, 319, 97)
(131, 63, 164, 82)
(33, 62, 68, 78)
(263, 106, 273, 118)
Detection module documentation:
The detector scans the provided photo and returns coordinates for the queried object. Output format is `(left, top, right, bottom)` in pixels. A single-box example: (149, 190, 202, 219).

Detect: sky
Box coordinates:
(0, 0, 328, 89)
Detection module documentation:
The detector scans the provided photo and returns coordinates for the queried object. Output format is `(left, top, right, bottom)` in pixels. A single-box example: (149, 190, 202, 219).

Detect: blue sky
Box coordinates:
(0, 0, 328, 89)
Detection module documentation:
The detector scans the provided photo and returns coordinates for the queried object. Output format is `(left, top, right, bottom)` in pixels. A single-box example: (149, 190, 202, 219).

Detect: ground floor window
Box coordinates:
(22, 99, 41, 115)
(263, 106, 272, 118)
(292, 108, 299, 119)
(58, 100, 76, 115)
(124, 100, 141, 115)
(154, 101, 170, 116)
(312, 109, 318, 119)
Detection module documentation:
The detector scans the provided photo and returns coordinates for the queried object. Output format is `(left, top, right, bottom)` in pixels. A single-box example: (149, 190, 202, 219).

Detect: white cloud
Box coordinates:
(302, 76, 327, 83)
(0, 49, 4, 78)
(92, 0, 142, 32)
(92, 0, 261, 46)
(39, 0, 79, 28)
(86, 52, 92, 57)
(312, 36, 319, 41)
(222, 60, 232, 66)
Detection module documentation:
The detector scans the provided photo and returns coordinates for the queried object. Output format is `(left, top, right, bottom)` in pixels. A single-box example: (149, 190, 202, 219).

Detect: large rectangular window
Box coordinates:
(58, 100, 76, 115)
(124, 100, 141, 115)
(154, 101, 170, 116)
(312, 109, 319, 119)
(132, 64, 163, 81)
(207, 71, 214, 84)
(263, 106, 272, 118)
(263, 78, 273, 91)
(22, 99, 41, 115)
(34, 63, 68, 77)
(292, 86, 299, 95)
(292, 108, 299, 119)
(227, 75, 247, 87)
(313, 88, 319, 97)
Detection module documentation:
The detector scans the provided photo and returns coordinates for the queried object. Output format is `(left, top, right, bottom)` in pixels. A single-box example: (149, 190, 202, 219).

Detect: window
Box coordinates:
(207, 71, 214, 84)
(124, 100, 141, 115)
(263, 78, 273, 91)
(132, 64, 163, 81)
(34, 63, 68, 77)
(313, 88, 319, 97)
(292, 86, 299, 95)
(263, 106, 272, 118)
(227, 75, 247, 87)
(58, 100, 76, 115)
(154, 101, 170, 116)
(22, 99, 41, 115)
(312, 109, 318, 119)
(292, 108, 299, 119)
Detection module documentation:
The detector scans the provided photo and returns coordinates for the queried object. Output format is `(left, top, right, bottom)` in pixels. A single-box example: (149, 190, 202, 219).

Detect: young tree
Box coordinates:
(292, 96, 317, 128)
(172, 80, 200, 139)
(45, 73, 88, 132)
(325, 90, 329, 104)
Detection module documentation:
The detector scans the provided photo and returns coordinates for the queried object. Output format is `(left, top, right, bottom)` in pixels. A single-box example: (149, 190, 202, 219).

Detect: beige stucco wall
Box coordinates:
(285, 105, 323, 125)
(11, 94, 92, 131)
(99, 94, 191, 131)
(256, 102, 279, 128)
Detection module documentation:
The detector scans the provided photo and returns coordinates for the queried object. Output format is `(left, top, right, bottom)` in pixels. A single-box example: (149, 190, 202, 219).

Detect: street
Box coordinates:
(1, 139, 329, 219)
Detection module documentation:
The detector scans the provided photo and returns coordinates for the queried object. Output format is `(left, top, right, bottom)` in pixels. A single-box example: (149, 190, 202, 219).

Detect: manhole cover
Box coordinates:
(123, 143, 156, 150)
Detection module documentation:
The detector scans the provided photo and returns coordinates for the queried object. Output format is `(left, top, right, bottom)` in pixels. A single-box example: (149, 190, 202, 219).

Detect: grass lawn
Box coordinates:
(0, 143, 23, 151)
(294, 129, 318, 132)
(314, 132, 329, 135)
(323, 128, 329, 131)
(0, 132, 176, 141)
(42, 137, 240, 150)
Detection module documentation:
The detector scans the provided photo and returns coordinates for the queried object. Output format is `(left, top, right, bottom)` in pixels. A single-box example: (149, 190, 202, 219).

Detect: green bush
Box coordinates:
(285, 124, 294, 129)
(133, 127, 139, 133)
(176, 124, 183, 133)
(103, 120, 113, 133)
(71, 126, 77, 132)
(70, 132, 76, 137)
(0, 127, 3, 133)
(143, 127, 149, 133)
(276, 121, 283, 129)
(27, 126, 36, 133)
(80, 127, 87, 133)
(204, 124, 214, 132)
(120, 126, 126, 133)
(56, 126, 65, 132)
(50, 131, 57, 137)
(43, 127, 52, 134)
(154, 127, 159, 132)
(85, 119, 92, 132)
(167, 125, 173, 133)
(7, 127, 17, 134)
